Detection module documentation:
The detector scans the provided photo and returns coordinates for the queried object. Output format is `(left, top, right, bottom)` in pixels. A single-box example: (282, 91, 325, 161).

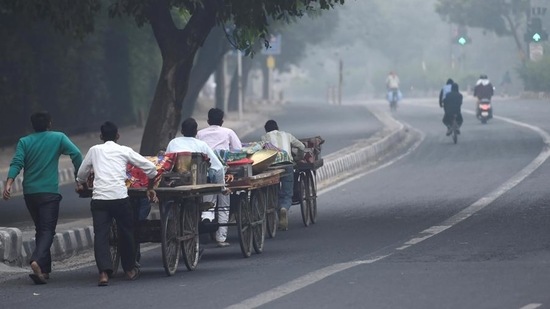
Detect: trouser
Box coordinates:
(202, 168, 228, 242)
(91, 198, 136, 274)
(202, 194, 229, 242)
(279, 165, 294, 211)
(24, 193, 62, 274)
(442, 112, 463, 128)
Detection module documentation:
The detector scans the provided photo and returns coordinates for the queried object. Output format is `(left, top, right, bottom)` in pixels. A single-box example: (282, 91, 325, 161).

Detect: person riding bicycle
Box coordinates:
(473, 74, 494, 119)
(442, 83, 463, 136)
(439, 78, 454, 108)
(385, 71, 401, 104)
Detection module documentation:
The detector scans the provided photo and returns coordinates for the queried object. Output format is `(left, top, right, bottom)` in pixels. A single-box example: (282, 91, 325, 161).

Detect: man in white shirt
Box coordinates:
(261, 119, 305, 231)
(196, 108, 241, 247)
(76, 121, 158, 286)
(166, 118, 228, 247)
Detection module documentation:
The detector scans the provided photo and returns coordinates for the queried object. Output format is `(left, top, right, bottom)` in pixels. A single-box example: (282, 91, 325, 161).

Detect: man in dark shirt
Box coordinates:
(442, 83, 463, 136)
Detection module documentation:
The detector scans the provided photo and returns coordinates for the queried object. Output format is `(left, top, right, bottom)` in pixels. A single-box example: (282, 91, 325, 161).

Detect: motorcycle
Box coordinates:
(477, 98, 492, 124)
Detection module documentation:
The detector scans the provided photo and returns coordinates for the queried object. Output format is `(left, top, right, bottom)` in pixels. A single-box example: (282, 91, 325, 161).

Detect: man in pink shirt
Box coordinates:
(197, 108, 242, 247)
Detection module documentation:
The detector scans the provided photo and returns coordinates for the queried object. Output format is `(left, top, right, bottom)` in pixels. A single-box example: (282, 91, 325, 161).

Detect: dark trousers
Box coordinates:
(442, 112, 463, 128)
(91, 198, 136, 274)
(24, 193, 62, 274)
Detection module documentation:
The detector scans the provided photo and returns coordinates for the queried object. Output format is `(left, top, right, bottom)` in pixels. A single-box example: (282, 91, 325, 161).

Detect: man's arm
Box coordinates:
(60, 134, 83, 178)
(289, 133, 305, 151)
(76, 150, 93, 184)
(229, 130, 242, 151)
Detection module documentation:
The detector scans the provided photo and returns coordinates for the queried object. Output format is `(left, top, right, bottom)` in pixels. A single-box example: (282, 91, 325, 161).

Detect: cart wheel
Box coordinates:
(161, 201, 180, 276)
(265, 184, 279, 238)
(108, 219, 120, 278)
(237, 192, 253, 258)
(181, 198, 200, 271)
(251, 189, 267, 254)
(298, 172, 311, 227)
(306, 170, 318, 224)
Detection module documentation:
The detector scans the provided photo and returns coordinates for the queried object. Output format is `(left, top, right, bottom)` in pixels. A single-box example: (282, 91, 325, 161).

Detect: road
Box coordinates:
(1, 98, 550, 309)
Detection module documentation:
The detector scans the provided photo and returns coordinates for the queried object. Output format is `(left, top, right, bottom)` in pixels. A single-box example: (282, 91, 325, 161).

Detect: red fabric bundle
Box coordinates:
(126, 153, 176, 188)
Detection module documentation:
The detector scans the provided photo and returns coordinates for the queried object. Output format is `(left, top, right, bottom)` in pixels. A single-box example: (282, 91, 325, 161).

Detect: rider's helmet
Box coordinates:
(480, 74, 488, 79)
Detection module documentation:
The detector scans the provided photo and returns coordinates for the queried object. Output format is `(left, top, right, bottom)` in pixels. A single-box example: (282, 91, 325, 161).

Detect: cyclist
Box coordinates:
(442, 83, 463, 136)
(385, 71, 401, 106)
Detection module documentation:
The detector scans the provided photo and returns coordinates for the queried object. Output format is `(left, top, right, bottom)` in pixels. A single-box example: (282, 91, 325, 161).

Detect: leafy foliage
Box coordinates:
(516, 55, 550, 92)
(435, 0, 528, 36)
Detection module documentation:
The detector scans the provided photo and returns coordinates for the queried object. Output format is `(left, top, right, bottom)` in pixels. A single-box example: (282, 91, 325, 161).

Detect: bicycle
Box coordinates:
(450, 114, 459, 144)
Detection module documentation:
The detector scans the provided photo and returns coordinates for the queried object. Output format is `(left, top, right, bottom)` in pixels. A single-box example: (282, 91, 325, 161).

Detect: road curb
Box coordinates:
(1, 105, 417, 268)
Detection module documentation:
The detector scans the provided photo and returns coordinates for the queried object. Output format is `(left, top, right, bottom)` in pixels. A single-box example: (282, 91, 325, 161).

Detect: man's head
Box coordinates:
(451, 83, 459, 92)
(480, 74, 488, 79)
(30, 111, 52, 132)
(181, 118, 198, 137)
(100, 121, 119, 142)
(264, 120, 279, 133)
(207, 108, 224, 126)
(446, 78, 454, 85)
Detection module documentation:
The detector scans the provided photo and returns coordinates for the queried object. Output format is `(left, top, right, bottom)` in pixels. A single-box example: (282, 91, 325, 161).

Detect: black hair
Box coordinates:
(181, 118, 198, 137)
(207, 108, 224, 126)
(446, 78, 454, 85)
(451, 83, 459, 92)
(100, 121, 118, 141)
(30, 111, 51, 132)
(264, 120, 279, 132)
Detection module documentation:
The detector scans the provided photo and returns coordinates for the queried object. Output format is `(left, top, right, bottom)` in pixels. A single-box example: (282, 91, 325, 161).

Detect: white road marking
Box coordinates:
(520, 304, 542, 309)
(226, 107, 550, 309)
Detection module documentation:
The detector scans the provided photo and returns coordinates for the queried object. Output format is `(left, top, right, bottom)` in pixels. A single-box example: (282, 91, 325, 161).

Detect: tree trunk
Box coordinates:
(181, 26, 231, 120)
(139, 0, 218, 155)
(215, 58, 226, 110)
(227, 56, 254, 111)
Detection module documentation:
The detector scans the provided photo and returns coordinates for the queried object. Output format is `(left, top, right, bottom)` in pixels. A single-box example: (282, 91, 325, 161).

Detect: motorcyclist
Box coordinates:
(473, 74, 494, 119)
(442, 83, 463, 136)
(439, 78, 454, 108)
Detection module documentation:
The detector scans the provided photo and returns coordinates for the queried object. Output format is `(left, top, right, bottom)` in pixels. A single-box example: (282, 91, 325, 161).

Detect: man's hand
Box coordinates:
(75, 182, 84, 194)
(147, 189, 158, 203)
(2, 184, 11, 200)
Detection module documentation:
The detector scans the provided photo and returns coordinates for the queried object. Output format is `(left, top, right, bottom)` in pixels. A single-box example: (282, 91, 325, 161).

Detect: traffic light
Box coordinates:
(525, 17, 549, 42)
(453, 26, 471, 45)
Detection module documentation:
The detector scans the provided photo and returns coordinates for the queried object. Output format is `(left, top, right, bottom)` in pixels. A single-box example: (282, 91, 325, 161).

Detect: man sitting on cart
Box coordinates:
(197, 108, 243, 247)
(166, 118, 229, 247)
(261, 120, 305, 231)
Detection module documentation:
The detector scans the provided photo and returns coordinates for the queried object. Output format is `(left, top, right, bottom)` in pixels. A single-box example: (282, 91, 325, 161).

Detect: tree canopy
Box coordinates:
(1, 0, 346, 154)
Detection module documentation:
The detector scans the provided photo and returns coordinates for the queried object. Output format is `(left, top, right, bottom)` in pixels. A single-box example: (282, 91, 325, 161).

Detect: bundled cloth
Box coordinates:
(126, 153, 177, 188)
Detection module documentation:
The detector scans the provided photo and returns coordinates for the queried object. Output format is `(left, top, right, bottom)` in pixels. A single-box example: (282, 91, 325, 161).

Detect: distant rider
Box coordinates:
(473, 74, 494, 119)
(442, 83, 463, 136)
(385, 71, 401, 104)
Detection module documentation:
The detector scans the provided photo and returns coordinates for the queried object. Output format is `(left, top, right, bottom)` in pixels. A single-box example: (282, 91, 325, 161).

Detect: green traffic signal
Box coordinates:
(533, 33, 542, 42)
(458, 37, 467, 45)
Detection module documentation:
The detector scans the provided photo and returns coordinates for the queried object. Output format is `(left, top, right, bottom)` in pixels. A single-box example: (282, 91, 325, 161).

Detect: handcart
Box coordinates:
(225, 168, 283, 258)
(292, 136, 325, 227)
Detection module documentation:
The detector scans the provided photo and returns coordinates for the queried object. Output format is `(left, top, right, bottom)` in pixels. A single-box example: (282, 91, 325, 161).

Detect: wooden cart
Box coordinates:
(225, 169, 283, 258)
(108, 184, 225, 277)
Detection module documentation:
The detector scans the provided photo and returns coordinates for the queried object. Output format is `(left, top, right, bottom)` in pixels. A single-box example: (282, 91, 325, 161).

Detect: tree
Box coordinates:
(1, 0, 345, 155)
(435, 0, 529, 62)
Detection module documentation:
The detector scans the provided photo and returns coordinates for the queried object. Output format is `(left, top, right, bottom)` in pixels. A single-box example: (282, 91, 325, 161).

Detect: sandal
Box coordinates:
(126, 267, 140, 281)
(29, 261, 47, 285)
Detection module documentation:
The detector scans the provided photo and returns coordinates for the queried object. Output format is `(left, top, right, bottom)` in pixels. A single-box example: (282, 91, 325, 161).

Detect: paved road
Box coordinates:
(2, 97, 549, 309)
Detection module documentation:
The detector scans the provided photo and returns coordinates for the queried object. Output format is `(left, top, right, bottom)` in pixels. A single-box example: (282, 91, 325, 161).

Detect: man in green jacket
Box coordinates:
(2, 111, 83, 285)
